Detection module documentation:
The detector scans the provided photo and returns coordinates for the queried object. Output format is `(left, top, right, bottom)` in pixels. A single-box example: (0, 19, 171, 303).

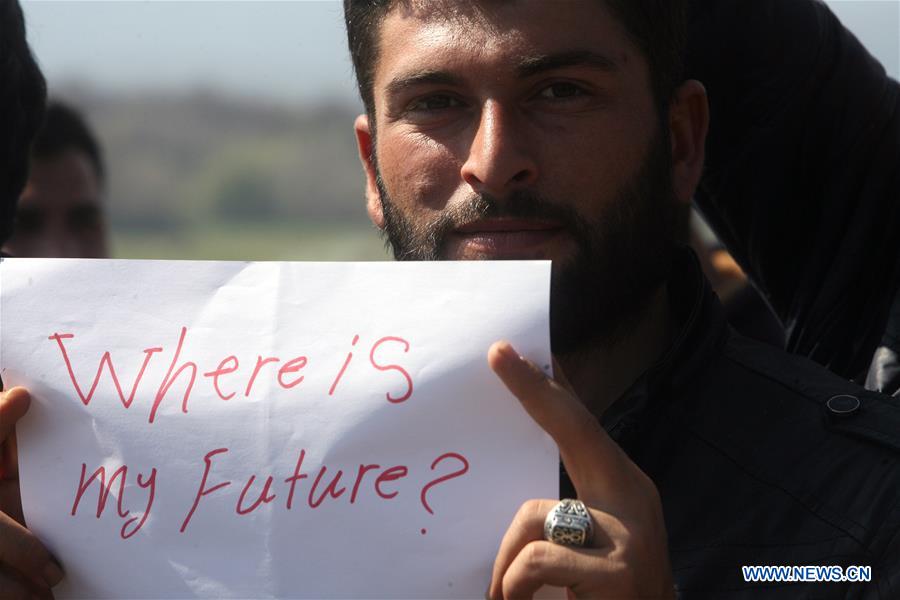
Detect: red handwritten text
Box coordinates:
(49, 329, 415, 423)
(71, 463, 157, 539)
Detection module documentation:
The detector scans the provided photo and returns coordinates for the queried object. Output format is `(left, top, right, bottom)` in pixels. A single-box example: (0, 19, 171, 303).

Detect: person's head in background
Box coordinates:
(0, 0, 47, 255)
(3, 101, 109, 258)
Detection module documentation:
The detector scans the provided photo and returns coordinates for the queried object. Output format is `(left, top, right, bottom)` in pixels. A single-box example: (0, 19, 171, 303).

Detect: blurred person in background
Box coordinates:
(689, 209, 785, 348)
(2, 101, 109, 258)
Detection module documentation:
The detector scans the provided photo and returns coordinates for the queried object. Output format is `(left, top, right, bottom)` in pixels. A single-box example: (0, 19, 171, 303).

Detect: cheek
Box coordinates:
(578, 113, 651, 169)
(552, 114, 656, 210)
(377, 132, 462, 214)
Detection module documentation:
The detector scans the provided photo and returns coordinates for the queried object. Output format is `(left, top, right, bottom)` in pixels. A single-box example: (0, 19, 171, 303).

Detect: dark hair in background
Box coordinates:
(34, 101, 105, 184)
(343, 0, 688, 126)
(0, 0, 47, 247)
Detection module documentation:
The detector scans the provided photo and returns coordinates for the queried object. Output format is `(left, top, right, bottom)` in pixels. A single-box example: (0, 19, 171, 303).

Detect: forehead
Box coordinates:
(373, 0, 641, 87)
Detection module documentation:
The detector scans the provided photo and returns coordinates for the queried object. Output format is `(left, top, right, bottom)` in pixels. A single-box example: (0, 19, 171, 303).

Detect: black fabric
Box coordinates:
(723, 283, 784, 348)
(686, 0, 900, 387)
(565, 248, 900, 597)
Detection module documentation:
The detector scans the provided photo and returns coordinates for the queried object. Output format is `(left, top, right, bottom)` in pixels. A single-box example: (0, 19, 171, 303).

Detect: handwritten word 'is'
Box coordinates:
(48, 328, 414, 423)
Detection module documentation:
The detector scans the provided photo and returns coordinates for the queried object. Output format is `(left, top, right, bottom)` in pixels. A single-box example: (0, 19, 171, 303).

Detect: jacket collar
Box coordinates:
(600, 246, 730, 438)
(558, 246, 729, 497)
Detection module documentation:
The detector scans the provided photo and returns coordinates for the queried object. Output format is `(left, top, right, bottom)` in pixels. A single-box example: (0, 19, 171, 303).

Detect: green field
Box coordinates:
(110, 221, 392, 262)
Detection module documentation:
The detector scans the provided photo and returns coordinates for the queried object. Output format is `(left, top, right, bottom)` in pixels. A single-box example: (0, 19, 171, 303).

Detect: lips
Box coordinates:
(449, 218, 567, 258)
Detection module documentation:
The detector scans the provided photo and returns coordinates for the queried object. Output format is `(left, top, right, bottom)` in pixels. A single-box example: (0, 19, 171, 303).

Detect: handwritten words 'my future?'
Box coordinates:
(41, 326, 471, 540)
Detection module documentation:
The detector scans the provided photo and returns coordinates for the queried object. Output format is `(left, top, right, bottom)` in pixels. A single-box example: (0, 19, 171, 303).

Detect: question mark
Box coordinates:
(419, 452, 470, 533)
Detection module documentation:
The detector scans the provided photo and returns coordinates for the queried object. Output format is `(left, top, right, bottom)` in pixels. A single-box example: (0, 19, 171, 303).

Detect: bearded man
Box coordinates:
(344, 0, 900, 597)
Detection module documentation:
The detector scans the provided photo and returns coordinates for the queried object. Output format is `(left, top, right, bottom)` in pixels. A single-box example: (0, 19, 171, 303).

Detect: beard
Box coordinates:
(374, 132, 678, 355)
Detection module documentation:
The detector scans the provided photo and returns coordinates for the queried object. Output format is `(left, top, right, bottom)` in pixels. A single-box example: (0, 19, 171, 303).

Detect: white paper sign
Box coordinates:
(0, 258, 557, 599)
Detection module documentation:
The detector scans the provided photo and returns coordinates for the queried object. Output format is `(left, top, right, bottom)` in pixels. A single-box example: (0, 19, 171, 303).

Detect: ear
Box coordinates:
(354, 114, 385, 229)
(668, 80, 709, 206)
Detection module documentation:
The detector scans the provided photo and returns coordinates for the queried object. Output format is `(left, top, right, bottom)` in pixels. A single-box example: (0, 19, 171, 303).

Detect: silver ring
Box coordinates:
(543, 498, 593, 547)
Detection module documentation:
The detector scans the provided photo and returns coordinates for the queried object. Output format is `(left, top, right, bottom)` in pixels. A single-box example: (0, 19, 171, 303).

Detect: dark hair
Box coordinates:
(0, 0, 47, 246)
(33, 101, 105, 183)
(344, 0, 688, 122)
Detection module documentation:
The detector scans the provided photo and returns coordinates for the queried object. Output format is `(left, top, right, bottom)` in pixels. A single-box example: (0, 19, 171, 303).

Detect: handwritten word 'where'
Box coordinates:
(48, 327, 414, 423)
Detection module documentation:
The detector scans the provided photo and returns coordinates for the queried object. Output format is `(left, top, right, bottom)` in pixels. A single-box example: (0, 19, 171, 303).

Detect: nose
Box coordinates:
(460, 100, 538, 196)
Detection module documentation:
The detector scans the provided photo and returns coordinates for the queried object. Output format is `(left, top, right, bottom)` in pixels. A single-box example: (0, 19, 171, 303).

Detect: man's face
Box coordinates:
(3, 149, 108, 258)
(357, 0, 681, 352)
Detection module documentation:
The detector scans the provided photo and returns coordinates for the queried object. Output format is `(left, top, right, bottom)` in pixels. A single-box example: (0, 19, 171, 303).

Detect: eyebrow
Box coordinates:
(384, 50, 620, 98)
(515, 50, 620, 78)
(385, 71, 465, 98)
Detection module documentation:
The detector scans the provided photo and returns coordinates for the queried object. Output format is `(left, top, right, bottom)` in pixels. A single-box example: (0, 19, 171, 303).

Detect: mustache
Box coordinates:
(427, 191, 590, 247)
(376, 172, 595, 261)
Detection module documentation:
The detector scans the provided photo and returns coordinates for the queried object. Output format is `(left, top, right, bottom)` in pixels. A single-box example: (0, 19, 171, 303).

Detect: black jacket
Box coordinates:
(564, 249, 900, 598)
(686, 0, 900, 392)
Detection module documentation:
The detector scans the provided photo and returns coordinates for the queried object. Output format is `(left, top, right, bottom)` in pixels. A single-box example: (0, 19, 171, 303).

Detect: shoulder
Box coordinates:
(681, 332, 900, 560)
(719, 333, 900, 458)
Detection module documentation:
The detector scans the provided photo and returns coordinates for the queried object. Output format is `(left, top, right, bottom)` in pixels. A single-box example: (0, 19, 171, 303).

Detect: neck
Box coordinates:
(557, 284, 672, 418)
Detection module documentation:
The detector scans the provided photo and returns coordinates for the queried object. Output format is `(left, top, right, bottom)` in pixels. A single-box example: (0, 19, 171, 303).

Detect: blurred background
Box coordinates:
(15, 0, 900, 261)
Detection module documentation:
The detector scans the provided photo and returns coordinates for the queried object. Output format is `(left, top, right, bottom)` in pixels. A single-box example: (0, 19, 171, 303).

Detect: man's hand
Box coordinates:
(486, 342, 674, 600)
(0, 387, 64, 598)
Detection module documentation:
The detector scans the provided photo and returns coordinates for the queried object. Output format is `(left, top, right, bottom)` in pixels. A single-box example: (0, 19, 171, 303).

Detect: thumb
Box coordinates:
(0, 387, 31, 481)
(0, 388, 30, 444)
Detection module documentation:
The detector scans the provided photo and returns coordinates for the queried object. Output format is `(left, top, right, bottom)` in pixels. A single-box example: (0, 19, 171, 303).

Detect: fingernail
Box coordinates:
(42, 561, 64, 586)
(496, 341, 518, 360)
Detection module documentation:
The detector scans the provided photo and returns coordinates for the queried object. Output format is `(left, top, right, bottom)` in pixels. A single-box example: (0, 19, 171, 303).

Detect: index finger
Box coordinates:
(488, 341, 632, 507)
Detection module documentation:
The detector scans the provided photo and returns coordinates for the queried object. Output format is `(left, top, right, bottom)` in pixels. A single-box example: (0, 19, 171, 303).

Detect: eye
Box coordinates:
(537, 82, 586, 100)
(67, 204, 103, 233)
(407, 94, 464, 112)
